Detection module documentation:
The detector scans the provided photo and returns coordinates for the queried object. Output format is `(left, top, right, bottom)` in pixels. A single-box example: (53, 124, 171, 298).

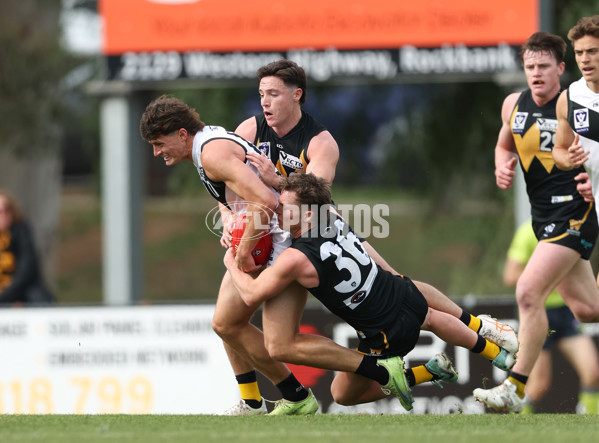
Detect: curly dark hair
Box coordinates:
(567, 15, 599, 42)
(139, 95, 205, 141)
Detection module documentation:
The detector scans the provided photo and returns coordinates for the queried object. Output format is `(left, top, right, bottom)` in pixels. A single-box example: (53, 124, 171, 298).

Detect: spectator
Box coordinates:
(0, 190, 54, 305)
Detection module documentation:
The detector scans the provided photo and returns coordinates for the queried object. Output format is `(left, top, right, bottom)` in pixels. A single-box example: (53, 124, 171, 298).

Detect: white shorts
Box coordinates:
(266, 218, 292, 268)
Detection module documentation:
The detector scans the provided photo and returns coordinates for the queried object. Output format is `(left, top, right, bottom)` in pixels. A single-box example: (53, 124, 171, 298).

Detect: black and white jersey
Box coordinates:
(567, 77, 599, 207)
(192, 125, 266, 211)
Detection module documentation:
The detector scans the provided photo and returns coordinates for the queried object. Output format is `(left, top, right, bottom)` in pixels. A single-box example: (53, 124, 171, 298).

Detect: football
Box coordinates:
(230, 214, 272, 266)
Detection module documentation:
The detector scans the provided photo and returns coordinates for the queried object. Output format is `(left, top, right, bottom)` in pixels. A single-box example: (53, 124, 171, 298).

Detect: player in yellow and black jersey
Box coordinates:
(474, 31, 599, 413)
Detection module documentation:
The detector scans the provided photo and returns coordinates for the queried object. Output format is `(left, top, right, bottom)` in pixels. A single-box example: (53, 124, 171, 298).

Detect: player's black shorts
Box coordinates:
(533, 202, 598, 260)
(542, 305, 581, 350)
(357, 275, 428, 358)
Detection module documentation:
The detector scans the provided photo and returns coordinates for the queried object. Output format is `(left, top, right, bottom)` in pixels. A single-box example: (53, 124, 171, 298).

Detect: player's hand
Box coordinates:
(223, 247, 236, 269)
(574, 172, 594, 202)
(246, 152, 280, 189)
(568, 134, 590, 167)
(235, 250, 261, 273)
(220, 212, 235, 248)
(495, 157, 518, 189)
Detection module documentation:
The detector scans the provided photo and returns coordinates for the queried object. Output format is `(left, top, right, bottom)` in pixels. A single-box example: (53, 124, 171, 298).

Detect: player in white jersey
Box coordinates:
(140, 95, 319, 415)
(553, 15, 599, 274)
(554, 15, 599, 208)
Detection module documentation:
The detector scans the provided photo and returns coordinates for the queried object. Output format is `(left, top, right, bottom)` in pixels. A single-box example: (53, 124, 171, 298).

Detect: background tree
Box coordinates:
(0, 0, 77, 289)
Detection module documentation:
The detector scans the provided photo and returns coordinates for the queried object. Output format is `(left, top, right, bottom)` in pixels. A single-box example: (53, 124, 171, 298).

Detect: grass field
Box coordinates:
(0, 414, 597, 443)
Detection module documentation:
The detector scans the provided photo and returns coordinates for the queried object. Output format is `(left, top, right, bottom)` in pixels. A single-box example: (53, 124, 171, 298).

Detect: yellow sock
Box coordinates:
(579, 390, 599, 414)
(239, 381, 262, 402)
(411, 365, 434, 386)
(508, 376, 526, 399)
(468, 315, 482, 333)
(480, 339, 501, 361)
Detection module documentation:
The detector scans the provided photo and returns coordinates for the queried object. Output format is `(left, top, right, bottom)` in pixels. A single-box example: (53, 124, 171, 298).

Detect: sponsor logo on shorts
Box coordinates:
(551, 195, 573, 204)
(542, 223, 555, 237)
(569, 218, 584, 231)
(581, 239, 594, 249)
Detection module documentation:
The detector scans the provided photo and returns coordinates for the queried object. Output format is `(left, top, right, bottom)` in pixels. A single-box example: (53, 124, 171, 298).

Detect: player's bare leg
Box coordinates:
(260, 281, 320, 415)
(212, 272, 291, 381)
(515, 243, 598, 377)
(262, 282, 365, 371)
(213, 271, 292, 414)
(474, 242, 598, 412)
(556, 259, 599, 323)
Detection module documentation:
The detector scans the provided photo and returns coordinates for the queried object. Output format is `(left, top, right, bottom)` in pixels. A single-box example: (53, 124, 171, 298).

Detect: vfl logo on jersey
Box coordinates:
(257, 141, 270, 157)
(280, 151, 304, 170)
(512, 112, 528, 134)
(574, 108, 590, 133)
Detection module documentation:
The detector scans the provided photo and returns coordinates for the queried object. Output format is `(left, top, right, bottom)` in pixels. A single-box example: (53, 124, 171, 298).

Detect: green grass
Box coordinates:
(0, 414, 597, 443)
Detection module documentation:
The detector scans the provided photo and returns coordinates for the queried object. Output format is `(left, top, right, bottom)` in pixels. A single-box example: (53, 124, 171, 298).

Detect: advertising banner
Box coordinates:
(99, 0, 538, 54)
(0, 305, 237, 414)
(98, 0, 539, 82)
(1, 301, 596, 414)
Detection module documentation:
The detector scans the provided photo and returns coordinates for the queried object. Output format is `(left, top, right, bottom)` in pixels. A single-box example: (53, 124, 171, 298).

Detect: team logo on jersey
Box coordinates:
(512, 112, 528, 134)
(257, 141, 270, 157)
(536, 118, 557, 132)
(280, 151, 304, 170)
(574, 108, 590, 133)
(350, 291, 367, 304)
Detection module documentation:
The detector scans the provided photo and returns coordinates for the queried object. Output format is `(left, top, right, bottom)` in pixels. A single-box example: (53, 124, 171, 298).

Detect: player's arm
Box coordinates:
(202, 139, 277, 271)
(306, 130, 339, 184)
(553, 90, 587, 171)
(494, 93, 520, 190)
(224, 247, 317, 308)
(234, 116, 258, 142)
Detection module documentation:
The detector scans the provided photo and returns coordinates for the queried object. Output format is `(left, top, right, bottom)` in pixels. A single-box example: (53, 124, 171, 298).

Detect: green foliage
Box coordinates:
(0, 0, 76, 156)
